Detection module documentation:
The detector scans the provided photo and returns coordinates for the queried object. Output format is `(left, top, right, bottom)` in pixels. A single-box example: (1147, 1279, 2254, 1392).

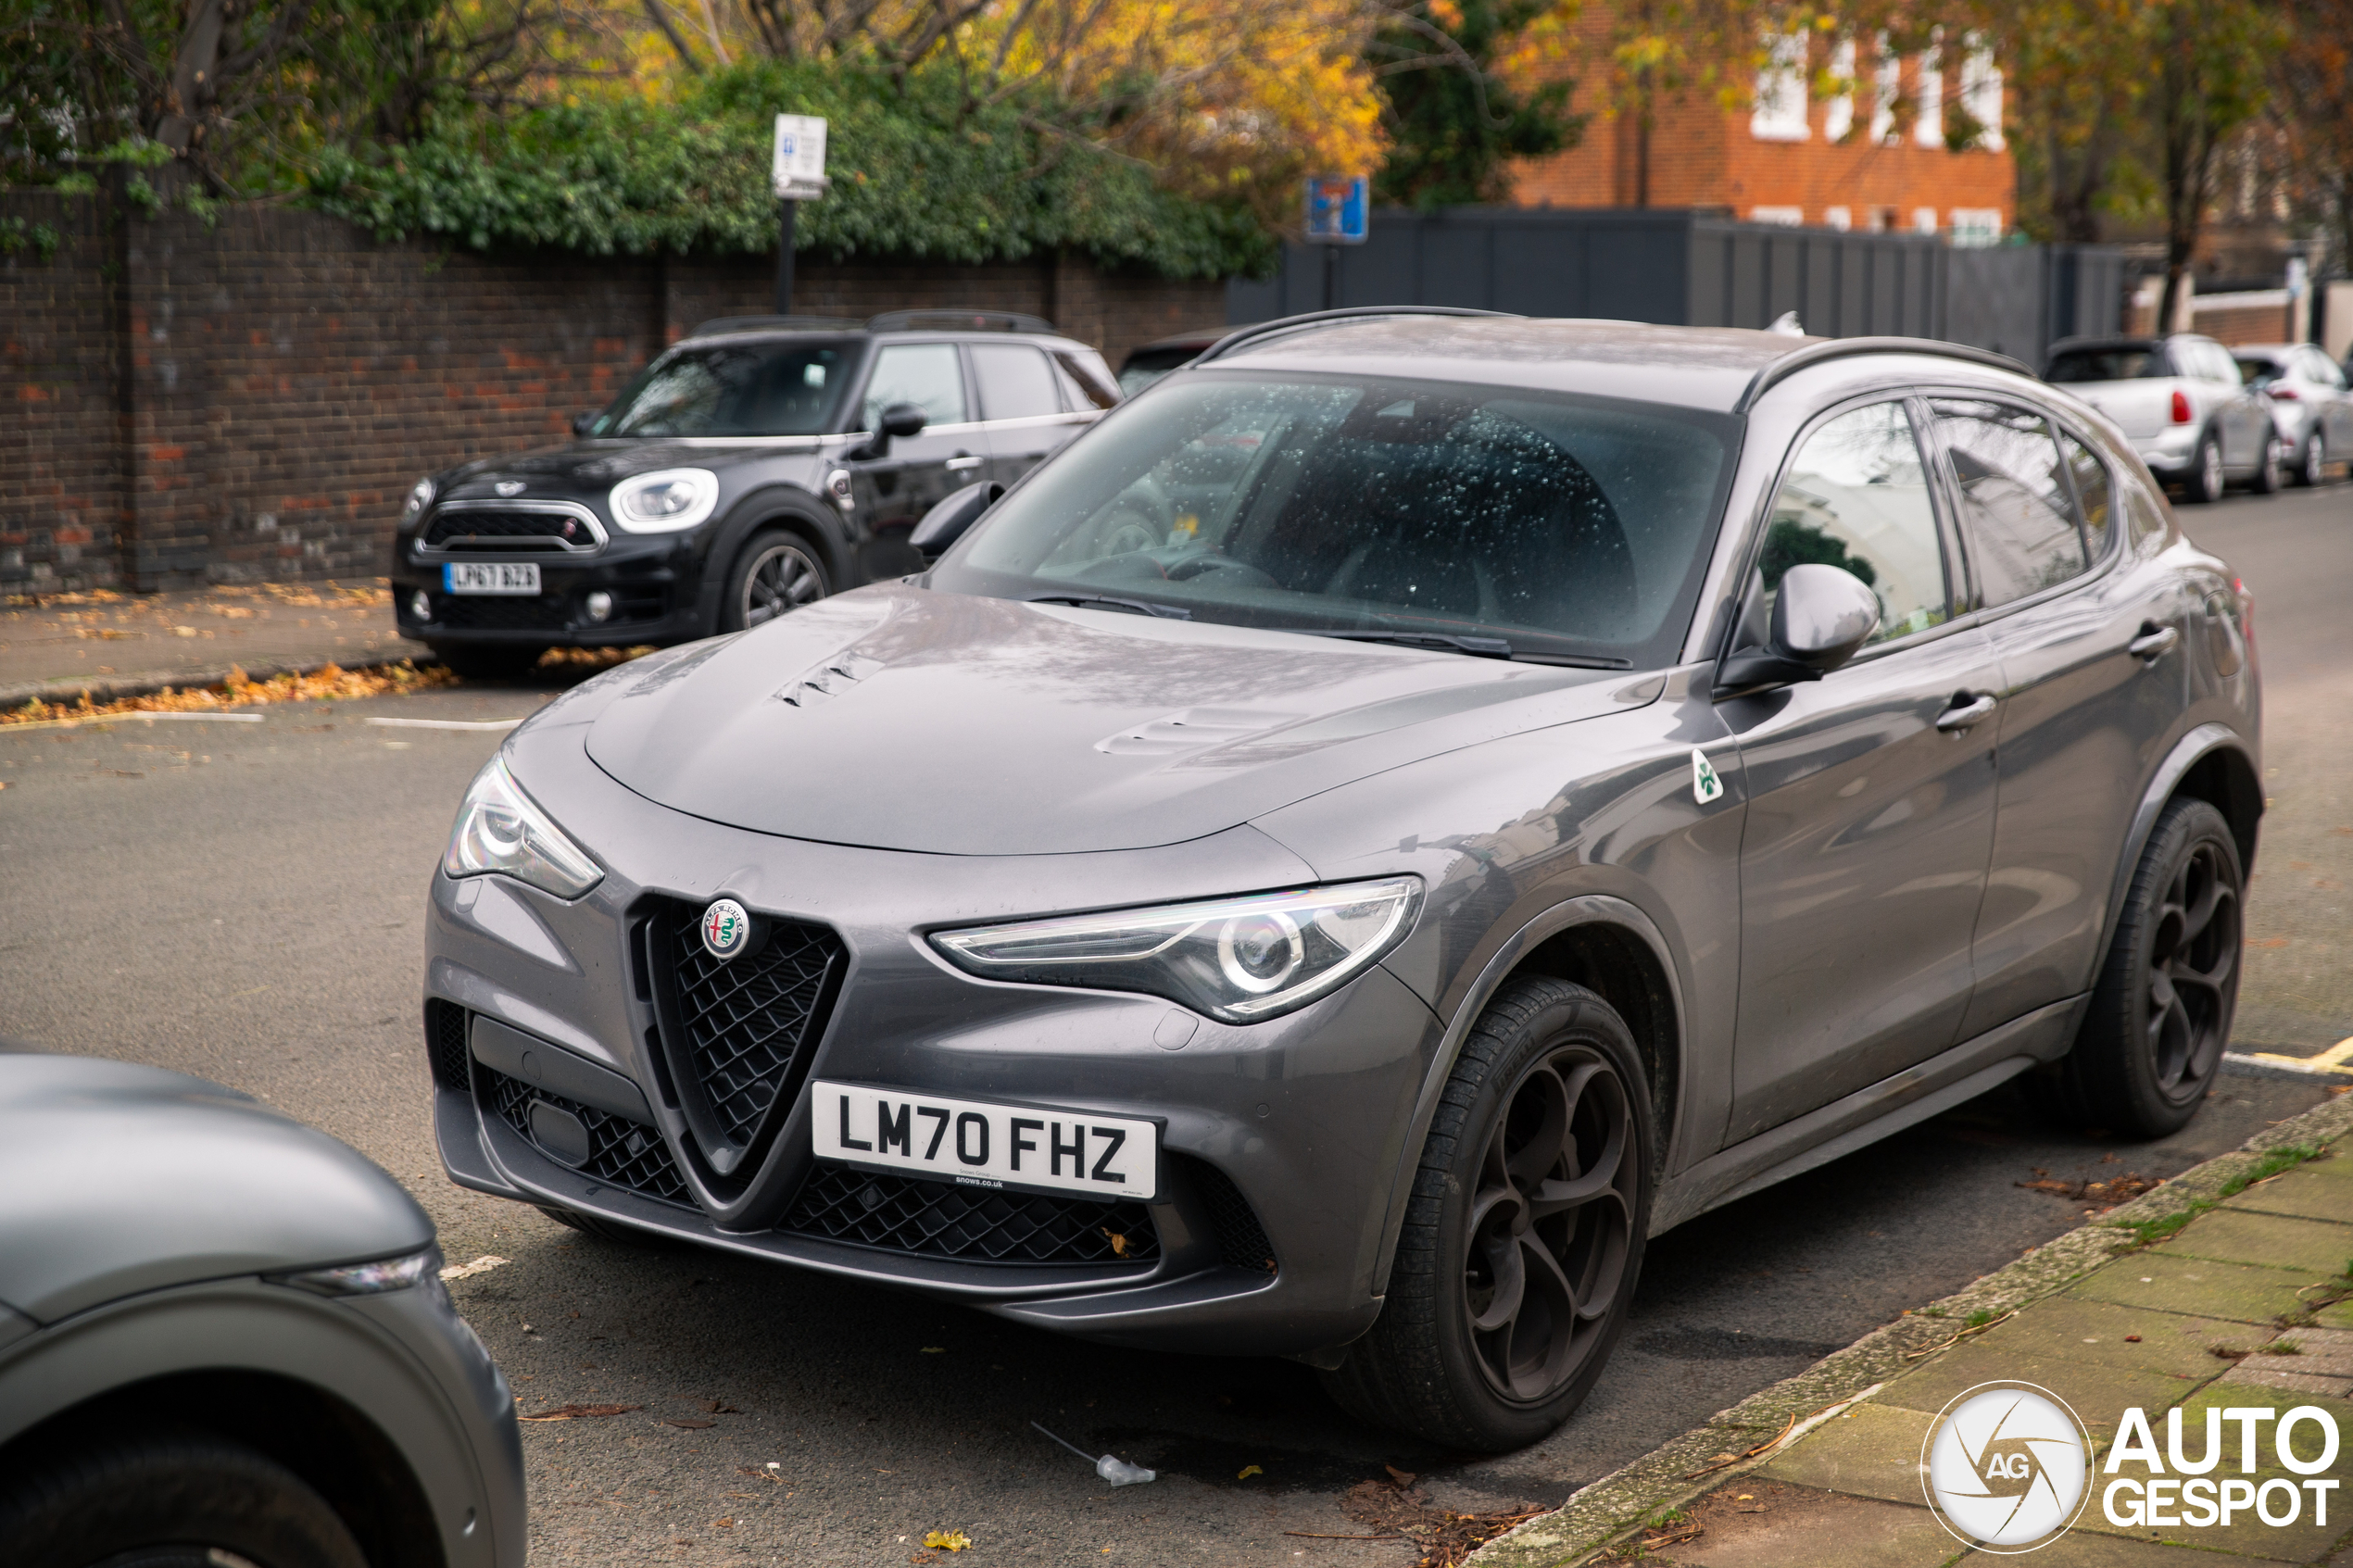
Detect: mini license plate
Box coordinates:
(812, 1081, 1157, 1201)
(443, 561, 541, 595)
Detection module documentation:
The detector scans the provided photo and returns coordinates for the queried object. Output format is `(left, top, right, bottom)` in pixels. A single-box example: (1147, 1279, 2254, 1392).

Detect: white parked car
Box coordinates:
(2233, 343, 2353, 487)
(2045, 334, 2279, 502)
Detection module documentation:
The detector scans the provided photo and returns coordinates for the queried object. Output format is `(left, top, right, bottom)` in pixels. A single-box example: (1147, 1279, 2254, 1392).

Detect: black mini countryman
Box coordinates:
(392, 312, 1120, 675)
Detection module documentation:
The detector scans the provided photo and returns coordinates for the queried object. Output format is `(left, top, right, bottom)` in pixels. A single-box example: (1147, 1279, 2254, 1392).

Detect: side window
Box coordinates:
(1930, 399, 2088, 607)
(2058, 432, 2113, 562)
(1744, 400, 1949, 649)
(970, 344, 1063, 421)
(861, 343, 967, 430)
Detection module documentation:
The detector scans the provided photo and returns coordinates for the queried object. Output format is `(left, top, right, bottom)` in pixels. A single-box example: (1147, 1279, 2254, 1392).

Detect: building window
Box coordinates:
(1823, 37, 1856, 142)
(1871, 34, 1900, 145)
(1913, 207, 1940, 234)
(1914, 31, 1944, 148)
(1950, 208, 2004, 247)
(1823, 206, 1853, 231)
(1752, 28, 1811, 142)
(1959, 35, 2004, 152)
(1750, 207, 1805, 226)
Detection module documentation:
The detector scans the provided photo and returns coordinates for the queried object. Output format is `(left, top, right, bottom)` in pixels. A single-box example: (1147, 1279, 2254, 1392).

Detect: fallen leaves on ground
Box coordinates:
(519, 1403, 643, 1422)
(1236, 1464, 1264, 1480)
(438, 1254, 510, 1281)
(1333, 1471, 1553, 1568)
(704, 1399, 744, 1413)
(923, 1530, 973, 1551)
(2016, 1167, 2158, 1209)
(4, 659, 455, 727)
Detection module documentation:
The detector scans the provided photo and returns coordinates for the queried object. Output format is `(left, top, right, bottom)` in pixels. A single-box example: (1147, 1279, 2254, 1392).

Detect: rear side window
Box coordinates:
(971, 344, 1063, 420)
(862, 343, 967, 429)
(2059, 432, 2112, 560)
(1053, 350, 1121, 409)
(1751, 400, 1949, 647)
(1931, 399, 2088, 607)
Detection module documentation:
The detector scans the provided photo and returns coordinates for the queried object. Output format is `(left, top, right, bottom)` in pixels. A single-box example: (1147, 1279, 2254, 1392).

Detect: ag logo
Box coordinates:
(1922, 1382, 2093, 1552)
(1690, 747, 1724, 805)
(700, 897, 754, 960)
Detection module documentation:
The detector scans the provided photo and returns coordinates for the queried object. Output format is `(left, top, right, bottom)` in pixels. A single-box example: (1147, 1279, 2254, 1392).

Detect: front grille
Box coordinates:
(782, 1160, 1160, 1266)
(1176, 1154, 1278, 1275)
(426, 508, 599, 553)
(425, 595, 571, 632)
(426, 999, 472, 1091)
(481, 1065, 693, 1209)
(647, 899, 845, 1161)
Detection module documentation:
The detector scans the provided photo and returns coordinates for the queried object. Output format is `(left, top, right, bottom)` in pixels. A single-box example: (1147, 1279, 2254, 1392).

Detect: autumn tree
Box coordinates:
(2271, 0, 2353, 275)
(1370, 0, 1580, 207)
(2145, 0, 2282, 326)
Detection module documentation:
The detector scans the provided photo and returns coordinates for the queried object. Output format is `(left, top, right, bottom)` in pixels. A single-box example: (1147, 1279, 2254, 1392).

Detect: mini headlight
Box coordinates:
(442, 755, 603, 899)
(610, 468, 719, 533)
(272, 1246, 437, 1297)
(931, 878, 1421, 1022)
(402, 477, 435, 525)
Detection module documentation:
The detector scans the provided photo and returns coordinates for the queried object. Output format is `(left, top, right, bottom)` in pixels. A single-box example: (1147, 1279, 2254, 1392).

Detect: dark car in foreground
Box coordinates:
(424, 309, 2259, 1450)
(392, 310, 1120, 675)
(0, 1047, 522, 1568)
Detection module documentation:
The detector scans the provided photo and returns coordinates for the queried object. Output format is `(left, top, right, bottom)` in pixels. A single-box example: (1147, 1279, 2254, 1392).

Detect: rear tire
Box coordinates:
(2047, 798, 2243, 1138)
(427, 642, 546, 681)
(2185, 434, 2226, 504)
(1322, 977, 1652, 1451)
(0, 1430, 365, 1568)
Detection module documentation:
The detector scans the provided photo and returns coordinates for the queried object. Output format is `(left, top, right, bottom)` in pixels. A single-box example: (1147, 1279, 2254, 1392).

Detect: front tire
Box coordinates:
(2251, 437, 2283, 495)
(2048, 797, 2244, 1138)
(721, 530, 829, 633)
(1323, 977, 1651, 1451)
(2296, 436, 2325, 488)
(2185, 433, 2226, 504)
(0, 1430, 366, 1568)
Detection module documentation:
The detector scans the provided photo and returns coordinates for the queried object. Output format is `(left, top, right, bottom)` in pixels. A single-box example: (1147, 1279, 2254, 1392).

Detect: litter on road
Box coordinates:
(1031, 1422, 1155, 1486)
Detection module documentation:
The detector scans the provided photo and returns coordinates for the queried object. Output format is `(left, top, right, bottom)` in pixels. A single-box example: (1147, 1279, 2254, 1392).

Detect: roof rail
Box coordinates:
(1736, 336, 2036, 411)
(1192, 306, 1519, 367)
(691, 314, 861, 338)
(866, 309, 1057, 335)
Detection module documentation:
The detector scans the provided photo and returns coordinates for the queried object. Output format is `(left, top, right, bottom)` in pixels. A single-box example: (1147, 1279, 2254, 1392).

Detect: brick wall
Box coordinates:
(1, 192, 1224, 595)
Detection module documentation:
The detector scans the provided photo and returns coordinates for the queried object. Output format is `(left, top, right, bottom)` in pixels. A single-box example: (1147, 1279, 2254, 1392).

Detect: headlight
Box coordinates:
(402, 477, 435, 525)
(272, 1246, 437, 1297)
(610, 468, 719, 533)
(931, 877, 1420, 1022)
(442, 756, 603, 898)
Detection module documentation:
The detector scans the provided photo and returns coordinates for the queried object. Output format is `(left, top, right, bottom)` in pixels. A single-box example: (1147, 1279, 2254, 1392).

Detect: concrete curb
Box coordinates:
(1466, 1085, 2353, 1567)
(0, 651, 435, 711)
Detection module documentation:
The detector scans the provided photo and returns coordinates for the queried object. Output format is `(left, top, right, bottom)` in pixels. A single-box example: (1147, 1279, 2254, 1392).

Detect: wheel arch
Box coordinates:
(2100, 724, 2262, 953)
(697, 491, 852, 631)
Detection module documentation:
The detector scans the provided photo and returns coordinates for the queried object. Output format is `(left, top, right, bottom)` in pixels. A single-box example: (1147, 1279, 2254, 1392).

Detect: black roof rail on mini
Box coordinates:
(691, 314, 862, 338)
(866, 309, 1058, 335)
(1191, 307, 1517, 367)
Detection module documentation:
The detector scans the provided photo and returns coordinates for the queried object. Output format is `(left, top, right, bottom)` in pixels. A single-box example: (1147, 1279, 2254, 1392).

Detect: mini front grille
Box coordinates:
(425, 508, 599, 553)
(647, 898, 845, 1166)
(425, 595, 572, 632)
(426, 999, 472, 1091)
(481, 1065, 693, 1209)
(1174, 1154, 1277, 1275)
(782, 1160, 1160, 1267)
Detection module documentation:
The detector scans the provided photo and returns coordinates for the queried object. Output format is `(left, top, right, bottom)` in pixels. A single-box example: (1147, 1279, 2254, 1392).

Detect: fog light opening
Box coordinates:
(584, 590, 615, 624)
(408, 589, 433, 621)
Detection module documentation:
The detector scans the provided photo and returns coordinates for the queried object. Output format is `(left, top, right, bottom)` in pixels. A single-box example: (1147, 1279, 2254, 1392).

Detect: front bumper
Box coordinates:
(423, 712, 1444, 1359)
(392, 533, 705, 647)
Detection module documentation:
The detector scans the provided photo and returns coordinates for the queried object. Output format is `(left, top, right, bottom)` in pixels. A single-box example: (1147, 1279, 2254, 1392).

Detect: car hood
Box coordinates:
(437, 439, 828, 504)
(0, 1050, 434, 1323)
(581, 583, 1637, 855)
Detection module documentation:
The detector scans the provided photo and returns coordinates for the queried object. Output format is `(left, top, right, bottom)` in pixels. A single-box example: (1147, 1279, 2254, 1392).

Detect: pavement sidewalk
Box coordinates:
(0, 581, 429, 709)
(1476, 1089, 2353, 1568)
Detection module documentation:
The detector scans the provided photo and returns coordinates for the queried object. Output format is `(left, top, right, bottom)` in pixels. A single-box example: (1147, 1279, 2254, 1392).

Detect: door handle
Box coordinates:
(945, 454, 984, 472)
(1935, 693, 1998, 732)
(2127, 624, 2180, 662)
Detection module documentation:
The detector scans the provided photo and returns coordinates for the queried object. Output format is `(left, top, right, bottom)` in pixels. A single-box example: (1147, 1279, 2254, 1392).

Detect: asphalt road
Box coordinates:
(2, 482, 2347, 1567)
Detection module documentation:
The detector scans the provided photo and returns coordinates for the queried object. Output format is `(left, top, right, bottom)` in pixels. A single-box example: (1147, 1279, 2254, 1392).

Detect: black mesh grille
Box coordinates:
(481, 1066, 693, 1209)
(424, 595, 571, 632)
(426, 999, 472, 1091)
(1179, 1155, 1277, 1274)
(425, 508, 598, 552)
(653, 900, 844, 1154)
(782, 1160, 1159, 1266)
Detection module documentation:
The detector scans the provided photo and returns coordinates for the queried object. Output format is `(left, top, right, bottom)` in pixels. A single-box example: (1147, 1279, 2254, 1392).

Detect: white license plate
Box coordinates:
(812, 1081, 1157, 1201)
(443, 561, 541, 595)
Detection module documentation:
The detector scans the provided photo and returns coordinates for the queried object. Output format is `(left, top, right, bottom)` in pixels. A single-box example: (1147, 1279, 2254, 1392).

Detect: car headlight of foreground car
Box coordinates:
(932, 878, 1422, 1022)
(610, 468, 719, 533)
(271, 1247, 439, 1298)
(443, 757, 603, 899)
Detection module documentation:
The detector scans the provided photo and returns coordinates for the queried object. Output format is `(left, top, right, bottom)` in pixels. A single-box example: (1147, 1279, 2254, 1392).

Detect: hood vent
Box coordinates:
(1095, 706, 1307, 758)
(777, 652, 887, 709)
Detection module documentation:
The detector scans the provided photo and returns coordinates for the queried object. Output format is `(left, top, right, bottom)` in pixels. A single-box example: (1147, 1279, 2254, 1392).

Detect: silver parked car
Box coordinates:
(2233, 343, 2353, 487)
(0, 1047, 523, 1568)
(2047, 333, 2280, 501)
(425, 310, 2259, 1451)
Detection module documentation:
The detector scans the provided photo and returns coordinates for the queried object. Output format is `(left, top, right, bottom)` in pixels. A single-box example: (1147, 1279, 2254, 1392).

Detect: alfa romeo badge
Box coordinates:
(701, 898, 752, 960)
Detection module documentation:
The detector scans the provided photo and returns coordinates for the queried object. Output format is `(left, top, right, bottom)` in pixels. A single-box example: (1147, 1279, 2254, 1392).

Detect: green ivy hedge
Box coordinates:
(299, 63, 1271, 280)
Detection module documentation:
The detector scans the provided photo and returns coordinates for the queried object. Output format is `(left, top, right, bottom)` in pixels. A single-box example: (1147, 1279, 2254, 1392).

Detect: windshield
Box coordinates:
(591, 339, 858, 437)
(1117, 347, 1204, 398)
(2046, 347, 2164, 383)
(2237, 357, 2284, 387)
(929, 371, 1739, 667)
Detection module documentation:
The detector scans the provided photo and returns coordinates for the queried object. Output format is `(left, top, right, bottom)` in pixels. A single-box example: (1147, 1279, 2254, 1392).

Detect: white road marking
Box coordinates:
(0, 710, 266, 732)
(362, 716, 525, 731)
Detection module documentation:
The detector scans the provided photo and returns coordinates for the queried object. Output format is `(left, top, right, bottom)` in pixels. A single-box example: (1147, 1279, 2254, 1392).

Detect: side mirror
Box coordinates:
(1718, 563, 1881, 691)
(572, 411, 600, 437)
(857, 401, 929, 459)
(910, 481, 1003, 562)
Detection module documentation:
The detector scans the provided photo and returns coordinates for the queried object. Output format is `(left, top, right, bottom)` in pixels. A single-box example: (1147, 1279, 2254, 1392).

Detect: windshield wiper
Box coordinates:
(1276, 629, 1631, 668)
(1025, 594, 1192, 620)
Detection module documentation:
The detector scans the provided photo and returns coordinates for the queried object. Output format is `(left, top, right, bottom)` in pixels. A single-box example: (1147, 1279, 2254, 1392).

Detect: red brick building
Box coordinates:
(1509, 14, 2015, 241)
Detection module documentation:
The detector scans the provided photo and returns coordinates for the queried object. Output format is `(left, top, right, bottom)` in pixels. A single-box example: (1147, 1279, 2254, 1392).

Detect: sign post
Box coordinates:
(771, 115, 831, 314)
(1302, 174, 1368, 312)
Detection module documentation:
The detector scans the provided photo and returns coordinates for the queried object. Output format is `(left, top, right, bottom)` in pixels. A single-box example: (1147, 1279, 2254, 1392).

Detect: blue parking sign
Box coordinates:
(1304, 175, 1368, 245)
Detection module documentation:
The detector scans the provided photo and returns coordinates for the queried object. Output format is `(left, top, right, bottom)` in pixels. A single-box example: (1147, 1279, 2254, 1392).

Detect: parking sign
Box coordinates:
(773, 115, 830, 200)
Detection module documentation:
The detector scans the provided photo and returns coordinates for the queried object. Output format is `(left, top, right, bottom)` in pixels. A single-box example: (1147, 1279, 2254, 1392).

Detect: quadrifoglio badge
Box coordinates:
(1921, 1382, 2344, 1552)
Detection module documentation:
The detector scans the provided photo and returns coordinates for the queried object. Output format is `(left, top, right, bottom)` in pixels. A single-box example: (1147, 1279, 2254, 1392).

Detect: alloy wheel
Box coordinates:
(1461, 1044, 1635, 1403)
(2201, 440, 2224, 501)
(2145, 839, 2238, 1103)
(739, 541, 824, 627)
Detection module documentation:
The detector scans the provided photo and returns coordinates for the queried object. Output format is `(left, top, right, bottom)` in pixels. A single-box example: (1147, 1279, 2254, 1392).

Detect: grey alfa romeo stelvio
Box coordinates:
(424, 309, 2260, 1449)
